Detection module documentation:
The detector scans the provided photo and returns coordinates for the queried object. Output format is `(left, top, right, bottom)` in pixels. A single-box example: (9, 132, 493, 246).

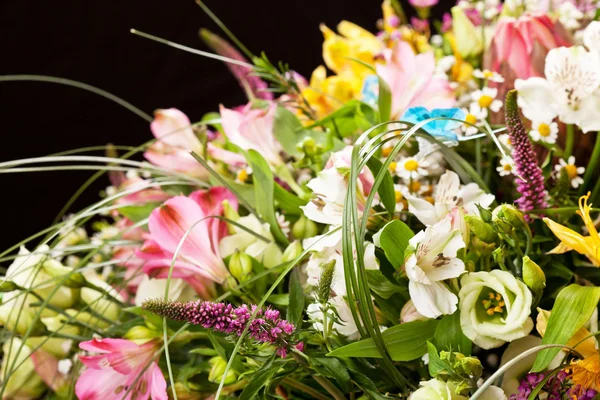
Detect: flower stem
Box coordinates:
(282, 378, 331, 400)
(475, 138, 482, 176)
(579, 132, 600, 196)
(291, 352, 347, 400)
(564, 124, 575, 159)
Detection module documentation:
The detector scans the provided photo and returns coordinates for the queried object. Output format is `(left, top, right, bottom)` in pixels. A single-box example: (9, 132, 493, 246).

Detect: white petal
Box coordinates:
(409, 280, 457, 319)
(515, 78, 559, 122)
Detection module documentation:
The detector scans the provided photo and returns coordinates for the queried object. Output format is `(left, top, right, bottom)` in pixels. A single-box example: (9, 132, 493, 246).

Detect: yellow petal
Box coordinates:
(451, 6, 483, 58)
(320, 23, 336, 40)
(544, 217, 588, 254)
(337, 21, 377, 41)
(537, 308, 598, 358)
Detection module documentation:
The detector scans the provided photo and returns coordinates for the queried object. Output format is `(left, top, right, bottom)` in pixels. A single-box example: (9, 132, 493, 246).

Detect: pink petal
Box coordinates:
(150, 109, 201, 150)
(149, 363, 169, 400)
(75, 367, 129, 400)
(144, 147, 208, 178)
(219, 105, 245, 144)
(79, 338, 137, 354)
(206, 143, 247, 166)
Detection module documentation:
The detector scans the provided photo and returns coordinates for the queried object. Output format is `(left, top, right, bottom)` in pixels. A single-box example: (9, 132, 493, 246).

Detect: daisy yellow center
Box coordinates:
(382, 146, 393, 157)
(237, 169, 249, 183)
(404, 159, 419, 172)
(395, 190, 403, 203)
(538, 123, 551, 137)
(483, 70, 494, 78)
(503, 164, 512, 172)
(478, 95, 494, 108)
(465, 114, 477, 125)
(482, 291, 506, 316)
(388, 161, 398, 172)
(565, 164, 578, 180)
(409, 181, 421, 193)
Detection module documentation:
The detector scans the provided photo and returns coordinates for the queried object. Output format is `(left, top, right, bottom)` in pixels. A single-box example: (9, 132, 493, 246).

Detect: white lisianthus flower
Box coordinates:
(515, 46, 600, 133)
(406, 171, 494, 239)
(409, 379, 467, 400)
(459, 270, 534, 349)
(307, 295, 360, 339)
(405, 218, 466, 318)
(219, 214, 283, 268)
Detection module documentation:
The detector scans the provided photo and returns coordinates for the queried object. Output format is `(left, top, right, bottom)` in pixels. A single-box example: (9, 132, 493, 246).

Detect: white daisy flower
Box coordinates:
(557, 1, 584, 30)
(529, 120, 558, 144)
(497, 158, 514, 176)
(471, 87, 503, 112)
(462, 103, 488, 136)
(555, 156, 585, 188)
(498, 133, 513, 150)
(395, 155, 431, 181)
(473, 69, 505, 83)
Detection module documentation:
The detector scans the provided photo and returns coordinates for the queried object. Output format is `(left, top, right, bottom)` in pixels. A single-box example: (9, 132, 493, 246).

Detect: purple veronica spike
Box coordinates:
(200, 29, 273, 101)
(143, 299, 296, 357)
(505, 90, 548, 218)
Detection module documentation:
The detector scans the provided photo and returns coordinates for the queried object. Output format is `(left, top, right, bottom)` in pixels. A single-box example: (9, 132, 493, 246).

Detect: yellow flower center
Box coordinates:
(237, 169, 249, 183)
(465, 113, 477, 125)
(404, 159, 419, 172)
(565, 164, 578, 180)
(483, 70, 494, 78)
(388, 161, 398, 172)
(538, 123, 551, 137)
(503, 164, 512, 172)
(409, 181, 421, 193)
(478, 95, 494, 108)
(482, 291, 506, 316)
(382, 146, 393, 157)
(395, 190, 403, 203)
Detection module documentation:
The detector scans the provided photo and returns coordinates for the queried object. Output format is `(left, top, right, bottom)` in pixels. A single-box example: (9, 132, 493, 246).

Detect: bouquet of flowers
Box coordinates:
(2, 0, 600, 398)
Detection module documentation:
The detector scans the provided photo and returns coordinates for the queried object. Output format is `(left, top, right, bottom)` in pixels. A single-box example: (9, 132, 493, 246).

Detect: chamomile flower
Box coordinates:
(497, 158, 514, 176)
(498, 133, 513, 150)
(473, 69, 505, 83)
(396, 155, 431, 181)
(555, 156, 585, 188)
(235, 167, 252, 183)
(529, 120, 558, 144)
(471, 87, 503, 112)
(462, 103, 488, 136)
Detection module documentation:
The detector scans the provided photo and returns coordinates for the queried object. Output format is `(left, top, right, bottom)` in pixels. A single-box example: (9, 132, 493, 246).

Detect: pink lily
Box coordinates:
(219, 103, 283, 166)
(145, 109, 245, 177)
(489, 13, 571, 80)
(137, 187, 238, 285)
(376, 41, 455, 119)
(76, 338, 167, 400)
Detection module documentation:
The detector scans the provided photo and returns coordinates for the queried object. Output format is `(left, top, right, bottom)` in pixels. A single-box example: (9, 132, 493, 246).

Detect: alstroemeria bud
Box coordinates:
(465, 215, 497, 243)
(281, 240, 303, 263)
(400, 300, 428, 323)
(493, 204, 526, 230)
(228, 251, 253, 282)
(0, 292, 46, 336)
(292, 215, 318, 239)
(0, 338, 45, 399)
(222, 199, 240, 235)
(522, 256, 546, 292)
(0, 280, 18, 292)
(124, 325, 160, 343)
(208, 356, 238, 385)
(80, 272, 123, 322)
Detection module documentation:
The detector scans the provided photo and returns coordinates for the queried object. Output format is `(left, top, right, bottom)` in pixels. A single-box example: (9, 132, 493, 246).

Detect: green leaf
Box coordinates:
(267, 294, 289, 306)
(427, 342, 453, 377)
(348, 370, 391, 400)
(378, 220, 414, 269)
(273, 106, 304, 158)
(246, 150, 289, 245)
(208, 331, 245, 373)
(239, 356, 286, 400)
(304, 100, 377, 138)
(532, 284, 600, 372)
(377, 76, 392, 123)
(366, 157, 396, 216)
(366, 270, 408, 299)
(118, 202, 161, 223)
(434, 311, 472, 356)
(274, 183, 306, 215)
(327, 319, 438, 361)
(287, 267, 304, 326)
(189, 347, 219, 356)
(312, 357, 352, 392)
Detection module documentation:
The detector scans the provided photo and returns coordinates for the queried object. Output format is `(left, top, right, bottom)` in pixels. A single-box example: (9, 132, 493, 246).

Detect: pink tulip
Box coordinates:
(376, 41, 455, 119)
(145, 109, 246, 178)
(76, 338, 167, 400)
(489, 13, 571, 80)
(137, 187, 238, 285)
(219, 103, 283, 166)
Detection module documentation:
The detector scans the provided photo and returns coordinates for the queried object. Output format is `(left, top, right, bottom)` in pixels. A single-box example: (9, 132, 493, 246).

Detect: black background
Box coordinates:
(0, 0, 452, 248)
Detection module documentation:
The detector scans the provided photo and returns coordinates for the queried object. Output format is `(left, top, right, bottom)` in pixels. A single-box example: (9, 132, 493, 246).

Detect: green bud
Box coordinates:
(317, 260, 336, 303)
(0, 281, 19, 292)
(298, 137, 318, 156)
(465, 215, 497, 243)
(124, 325, 159, 343)
(282, 240, 303, 263)
(476, 204, 493, 223)
(228, 251, 253, 282)
(208, 356, 238, 385)
(493, 204, 526, 231)
(522, 256, 546, 292)
(292, 215, 318, 239)
(222, 200, 240, 235)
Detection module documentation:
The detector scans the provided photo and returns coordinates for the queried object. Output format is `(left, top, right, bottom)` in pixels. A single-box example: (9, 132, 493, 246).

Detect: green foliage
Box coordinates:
(287, 267, 305, 326)
(118, 202, 162, 223)
(377, 220, 414, 269)
(434, 311, 472, 356)
(366, 157, 396, 216)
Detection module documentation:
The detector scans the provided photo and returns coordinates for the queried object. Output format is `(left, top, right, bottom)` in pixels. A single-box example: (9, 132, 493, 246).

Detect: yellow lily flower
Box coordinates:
(544, 192, 600, 267)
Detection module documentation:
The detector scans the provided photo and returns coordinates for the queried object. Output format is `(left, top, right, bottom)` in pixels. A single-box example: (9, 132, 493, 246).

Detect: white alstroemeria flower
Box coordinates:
(405, 219, 466, 318)
(497, 158, 514, 177)
(395, 155, 431, 181)
(459, 270, 533, 349)
(307, 295, 360, 339)
(462, 103, 488, 136)
(406, 171, 495, 232)
(515, 46, 600, 133)
(529, 120, 558, 144)
(473, 69, 505, 83)
(554, 156, 585, 188)
(305, 244, 379, 297)
(584, 21, 600, 54)
(557, 1, 584, 30)
(471, 87, 503, 113)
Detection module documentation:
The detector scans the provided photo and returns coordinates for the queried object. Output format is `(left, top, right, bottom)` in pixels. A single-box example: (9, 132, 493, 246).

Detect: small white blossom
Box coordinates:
(58, 359, 73, 375)
(395, 155, 431, 181)
(555, 156, 585, 188)
(529, 120, 558, 144)
(558, 1, 584, 30)
(498, 133, 512, 150)
(471, 87, 503, 112)
(473, 69, 505, 83)
(462, 103, 488, 136)
(497, 158, 514, 177)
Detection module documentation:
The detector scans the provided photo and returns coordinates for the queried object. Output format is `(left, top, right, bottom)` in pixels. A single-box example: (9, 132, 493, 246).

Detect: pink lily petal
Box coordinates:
(150, 109, 201, 151)
(76, 367, 130, 400)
